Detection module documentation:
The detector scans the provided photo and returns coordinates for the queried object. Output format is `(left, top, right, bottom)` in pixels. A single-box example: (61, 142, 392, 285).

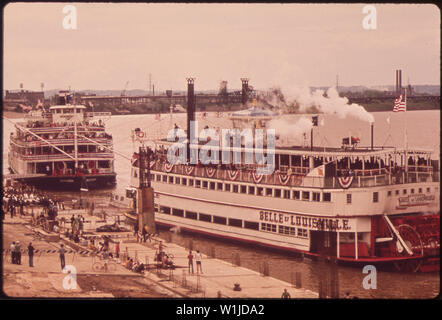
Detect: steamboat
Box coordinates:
(125, 80, 440, 273)
(7, 93, 117, 190)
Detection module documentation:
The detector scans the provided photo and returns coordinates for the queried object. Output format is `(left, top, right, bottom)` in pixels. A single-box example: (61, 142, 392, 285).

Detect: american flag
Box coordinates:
(393, 95, 406, 112)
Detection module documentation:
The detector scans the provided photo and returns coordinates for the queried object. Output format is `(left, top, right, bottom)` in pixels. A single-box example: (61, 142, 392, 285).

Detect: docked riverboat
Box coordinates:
(7, 94, 117, 190)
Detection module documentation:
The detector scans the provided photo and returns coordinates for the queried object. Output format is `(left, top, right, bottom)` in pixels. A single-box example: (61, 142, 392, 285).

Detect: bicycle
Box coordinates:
(91, 254, 116, 272)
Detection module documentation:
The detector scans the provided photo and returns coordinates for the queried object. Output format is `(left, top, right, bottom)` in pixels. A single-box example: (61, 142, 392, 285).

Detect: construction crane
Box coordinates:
(121, 81, 130, 96)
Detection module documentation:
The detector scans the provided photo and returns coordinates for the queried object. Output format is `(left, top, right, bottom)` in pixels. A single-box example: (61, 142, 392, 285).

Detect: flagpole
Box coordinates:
(404, 87, 408, 172)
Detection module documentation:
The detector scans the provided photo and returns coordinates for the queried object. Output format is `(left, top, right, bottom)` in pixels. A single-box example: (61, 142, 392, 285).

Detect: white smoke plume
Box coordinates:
(268, 116, 313, 142)
(281, 86, 374, 124)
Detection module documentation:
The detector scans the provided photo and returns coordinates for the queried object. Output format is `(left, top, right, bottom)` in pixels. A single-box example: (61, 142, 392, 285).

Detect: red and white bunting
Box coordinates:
(227, 169, 239, 181)
(205, 167, 216, 178)
(184, 165, 194, 176)
(252, 171, 264, 184)
(149, 160, 156, 169)
(164, 163, 174, 173)
(338, 176, 354, 189)
(278, 172, 291, 185)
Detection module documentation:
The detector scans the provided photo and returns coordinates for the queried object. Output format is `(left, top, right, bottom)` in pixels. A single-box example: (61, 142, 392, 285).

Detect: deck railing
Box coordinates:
(147, 161, 438, 189)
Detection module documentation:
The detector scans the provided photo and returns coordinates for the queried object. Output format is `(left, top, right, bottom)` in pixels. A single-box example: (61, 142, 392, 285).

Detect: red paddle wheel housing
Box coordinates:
(372, 214, 440, 272)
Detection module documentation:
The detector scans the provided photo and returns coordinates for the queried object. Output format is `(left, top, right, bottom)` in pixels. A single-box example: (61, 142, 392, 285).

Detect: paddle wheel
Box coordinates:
(374, 214, 440, 272)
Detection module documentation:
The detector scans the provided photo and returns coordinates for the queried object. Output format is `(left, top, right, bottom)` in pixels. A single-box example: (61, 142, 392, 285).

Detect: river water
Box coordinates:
(2, 110, 440, 298)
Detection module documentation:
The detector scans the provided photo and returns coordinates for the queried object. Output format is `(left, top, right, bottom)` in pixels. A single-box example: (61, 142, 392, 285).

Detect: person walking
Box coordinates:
(59, 244, 66, 270)
(28, 242, 35, 267)
(15, 241, 22, 265)
(187, 250, 194, 274)
(195, 250, 203, 274)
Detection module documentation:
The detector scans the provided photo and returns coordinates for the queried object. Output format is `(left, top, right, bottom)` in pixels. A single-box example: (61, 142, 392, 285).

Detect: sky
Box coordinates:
(3, 3, 440, 92)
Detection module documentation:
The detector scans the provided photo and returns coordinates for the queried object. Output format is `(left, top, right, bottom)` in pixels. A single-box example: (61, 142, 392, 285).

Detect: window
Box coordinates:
(217, 182, 223, 190)
(210, 182, 216, 190)
(233, 185, 239, 193)
(175, 177, 181, 184)
(188, 179, 194, 186)
(293, 190, 300, 200)
(302, 191, 310, 201)
(261, 223, 277, 233)
(411, 188, 415, 194)
(172, 208, 184, 217)
(159, 206, 171, 214)
(225, 184, 231, 192)
(168, 176, 174, 183)
(248, 186, 255, 195)
(346, 194, 352, 204)
(213, 216, 227, 225)
(185, 211, 198, 220)
(418, 188, 422, 193)
(403, 189, 407, 195)
(278, 225, 296, 236)
(244, 221, 259, 230)
(182, 178, 187, 186)
(240, 185, 247, 194)
(195, 180, 201, 188)
(162, 175, 167, 182)
(156, 174, 161, 182)
(265, 188, 273, 196)
(387, 191, 392, 197)
(202, 181, 208, 189)
(395, 190, 399, 195)
(426, 187, 431, 193)
(323, 192, 331, 202)
(373, 192, 379, 203)
(199, 213, 211, 222)
(312, 192, 320, 202)
(257, 187, 264, 196)
(228, 218, 242, 228)
(274, 189, 281, 198)
(297, 228, 308, 238)
(283, 190, 290, 199)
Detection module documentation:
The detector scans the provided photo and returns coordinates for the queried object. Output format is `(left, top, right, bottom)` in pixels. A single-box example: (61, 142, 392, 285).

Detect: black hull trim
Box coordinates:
(11, 174, 117, 191)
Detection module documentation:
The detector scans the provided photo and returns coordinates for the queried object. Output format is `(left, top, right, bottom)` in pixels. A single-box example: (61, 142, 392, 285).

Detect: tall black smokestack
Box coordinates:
(398, 70, 402, 94)
(371, 122, 374, 151)
(186, 77, 195, 163)
(241, 78, 249, 106)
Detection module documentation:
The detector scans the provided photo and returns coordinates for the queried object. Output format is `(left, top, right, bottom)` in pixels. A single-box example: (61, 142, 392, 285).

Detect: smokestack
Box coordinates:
(241, 78, 249, 105)
(371, 122, 374, 150)
(398, 70, 402, 94)
(186, 78, 196, 162)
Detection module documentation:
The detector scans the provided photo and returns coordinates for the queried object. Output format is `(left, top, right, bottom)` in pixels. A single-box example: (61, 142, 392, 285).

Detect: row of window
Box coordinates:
(156, 205, 260, 231)
(261, 222, 309, 238)
(345, 186, 434, 204)
(144, 171, 332, 202)
(155, 204, 310, 239)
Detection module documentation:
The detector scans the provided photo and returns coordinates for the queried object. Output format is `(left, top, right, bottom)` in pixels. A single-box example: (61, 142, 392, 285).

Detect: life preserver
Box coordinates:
(137, 131, 145, 138)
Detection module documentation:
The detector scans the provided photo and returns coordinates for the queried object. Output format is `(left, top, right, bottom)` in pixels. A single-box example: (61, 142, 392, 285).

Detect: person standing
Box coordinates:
(115, 241, 120, 259)
(10, 241, 16, 264)
(195, 250, 203, 274)
(28, 242, 35, 267)
(281, 289, 291, 299)
(59, 244, 66, 270)
(187, 250, 194, 274)
(15, 241, 22, 265)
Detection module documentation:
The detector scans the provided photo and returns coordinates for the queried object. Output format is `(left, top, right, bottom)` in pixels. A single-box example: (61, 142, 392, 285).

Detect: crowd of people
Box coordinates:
(2, 183, 62, 221)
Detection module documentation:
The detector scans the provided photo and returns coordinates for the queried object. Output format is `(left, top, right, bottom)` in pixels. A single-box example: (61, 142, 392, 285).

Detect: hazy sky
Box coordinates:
(3, 3, 440, 92)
